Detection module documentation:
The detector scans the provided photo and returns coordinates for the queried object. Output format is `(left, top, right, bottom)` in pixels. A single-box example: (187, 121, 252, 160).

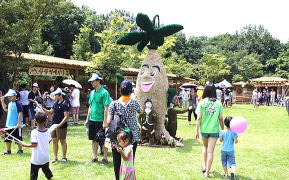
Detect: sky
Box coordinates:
(70, 0, 289, 43)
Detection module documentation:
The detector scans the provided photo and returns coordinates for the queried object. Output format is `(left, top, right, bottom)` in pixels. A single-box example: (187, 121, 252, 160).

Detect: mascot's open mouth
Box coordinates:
(141, 81, 155, 92)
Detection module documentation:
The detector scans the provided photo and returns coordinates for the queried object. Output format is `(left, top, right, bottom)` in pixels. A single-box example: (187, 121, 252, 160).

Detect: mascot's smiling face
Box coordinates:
(139, 63, 160, 92)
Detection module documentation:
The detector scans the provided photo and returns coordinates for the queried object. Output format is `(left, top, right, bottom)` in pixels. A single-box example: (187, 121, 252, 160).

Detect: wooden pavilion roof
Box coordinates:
(7, 53, 90, 69)
(251, 76, 289, 87)
(251, 77, 288, 83)
(232, 81, 248, 86)
(7, 53, 195, 82)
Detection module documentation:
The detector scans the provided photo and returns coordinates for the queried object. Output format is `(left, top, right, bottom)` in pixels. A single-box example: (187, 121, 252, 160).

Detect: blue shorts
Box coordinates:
(201, 133, 219, 139)
(221, 151, 236, 168)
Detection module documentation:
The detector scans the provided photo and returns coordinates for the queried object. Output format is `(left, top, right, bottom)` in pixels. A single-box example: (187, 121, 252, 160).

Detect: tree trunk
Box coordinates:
(12, 71, 20, 91)
(135, 50, 183, 147)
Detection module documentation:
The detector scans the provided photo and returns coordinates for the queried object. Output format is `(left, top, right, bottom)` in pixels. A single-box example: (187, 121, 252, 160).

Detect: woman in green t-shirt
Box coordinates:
(195, 84, 225, 178)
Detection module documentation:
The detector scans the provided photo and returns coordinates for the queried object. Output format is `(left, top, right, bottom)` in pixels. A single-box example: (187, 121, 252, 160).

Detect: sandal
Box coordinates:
(99, 159, 108, 166)
(203, 173, 210, 178)
(51, 159, 58, 163)
(61, 158, 68, 163)
(91, 158, 98, 163)
(3, 150, 11, 155)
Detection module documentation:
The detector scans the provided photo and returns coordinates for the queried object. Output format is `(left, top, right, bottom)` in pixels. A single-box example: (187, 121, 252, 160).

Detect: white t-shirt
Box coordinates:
(70, 88, 80, 107)
(252, 91, 258, 99)
(181, 90, 190, 101)
(216, 89, 222, 99)
(30, 129, 51, 165)
(19, 90, 29, 105)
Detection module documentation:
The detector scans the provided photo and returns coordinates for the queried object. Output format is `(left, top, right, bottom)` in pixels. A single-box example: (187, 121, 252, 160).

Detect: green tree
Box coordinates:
(42, 2, 87, 58)
(29, 30, 53, 55)
(237, 25, 282, 65)
(197, 53, 230, 84)
(0, 0, 59, 57)
(165, 52, 194, 78)
(172, 33, 186, 56)
(232, 54, 263, 82)
(71, 26, 93, 61)
(184, 36, 207, 63)
(266, 48, 289, 79)
(87, 13, 133, 83)
(0, 0, 60, 90)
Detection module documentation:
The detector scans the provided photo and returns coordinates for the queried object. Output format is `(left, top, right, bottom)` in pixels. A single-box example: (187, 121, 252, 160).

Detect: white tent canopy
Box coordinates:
(216, 79, 232, 88)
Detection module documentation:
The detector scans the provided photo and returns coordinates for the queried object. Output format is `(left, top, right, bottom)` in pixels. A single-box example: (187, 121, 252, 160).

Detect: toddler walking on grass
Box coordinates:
(116, 129, 136, 180)
(21, 112, 53, 180)
(219, 116, 238, 180)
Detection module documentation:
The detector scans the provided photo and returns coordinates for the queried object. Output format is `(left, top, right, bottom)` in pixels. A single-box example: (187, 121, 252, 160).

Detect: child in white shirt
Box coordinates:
(21, 112, 53, 180)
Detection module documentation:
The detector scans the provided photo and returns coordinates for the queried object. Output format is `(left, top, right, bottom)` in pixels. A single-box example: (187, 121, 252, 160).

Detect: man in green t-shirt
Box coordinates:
(85, 73, 110, 165)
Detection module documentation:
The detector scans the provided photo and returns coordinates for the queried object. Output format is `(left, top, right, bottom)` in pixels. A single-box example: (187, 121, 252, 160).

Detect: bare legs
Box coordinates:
(92, 141, 108, 160)
(72, 114, 79, 124)
(202, 138, 218, 178)
(202, 138, 208, 170)
(5, 142, 22, 152)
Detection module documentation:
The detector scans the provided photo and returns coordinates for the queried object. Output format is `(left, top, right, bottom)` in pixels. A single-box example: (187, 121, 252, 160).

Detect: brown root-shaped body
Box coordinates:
(135, 50, 183, 147)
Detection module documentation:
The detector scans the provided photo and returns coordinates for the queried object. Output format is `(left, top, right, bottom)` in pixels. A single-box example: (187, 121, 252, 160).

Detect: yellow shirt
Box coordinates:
(197, 90, 203, 101)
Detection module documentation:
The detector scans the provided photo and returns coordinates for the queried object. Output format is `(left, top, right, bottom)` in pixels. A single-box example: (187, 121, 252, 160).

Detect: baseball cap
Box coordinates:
(4, 89, 17, 97)
(120, 80, 133, 95)
(88, 73, 103, 82)
(51, 88, 65, 96)
(32, 83, 39, 88)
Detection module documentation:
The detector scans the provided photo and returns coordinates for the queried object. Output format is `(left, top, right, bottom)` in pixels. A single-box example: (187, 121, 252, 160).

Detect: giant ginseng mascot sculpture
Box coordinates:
(117, 13, 184, 147)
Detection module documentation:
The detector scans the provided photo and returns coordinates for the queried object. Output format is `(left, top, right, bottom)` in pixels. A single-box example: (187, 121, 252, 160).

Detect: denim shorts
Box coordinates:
(201, 132, 219, 139)
(221, 151, 236, 168)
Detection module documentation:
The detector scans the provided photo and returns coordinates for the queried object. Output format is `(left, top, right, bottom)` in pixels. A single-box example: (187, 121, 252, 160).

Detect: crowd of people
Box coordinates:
(0, 75, 288, 180)
(251, 88, 288, 109)
(0, 73, 141, 180)
(171, 86, 233, 125)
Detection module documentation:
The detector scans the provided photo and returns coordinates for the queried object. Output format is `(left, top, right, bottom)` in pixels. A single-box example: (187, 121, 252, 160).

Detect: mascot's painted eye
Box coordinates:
(151, 72, 156, 77)
(141, 71, 144, 75)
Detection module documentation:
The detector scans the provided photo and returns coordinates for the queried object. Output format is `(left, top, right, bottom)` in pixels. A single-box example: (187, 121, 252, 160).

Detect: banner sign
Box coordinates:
(29, 67, 70, 77)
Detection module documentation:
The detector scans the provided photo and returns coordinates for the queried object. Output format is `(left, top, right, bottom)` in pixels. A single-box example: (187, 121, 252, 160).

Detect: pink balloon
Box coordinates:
(230, 116, 247, 134)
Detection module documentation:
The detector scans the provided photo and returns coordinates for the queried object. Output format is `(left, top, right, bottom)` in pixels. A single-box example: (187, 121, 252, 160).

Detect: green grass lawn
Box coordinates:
(0, 105, 288, 180)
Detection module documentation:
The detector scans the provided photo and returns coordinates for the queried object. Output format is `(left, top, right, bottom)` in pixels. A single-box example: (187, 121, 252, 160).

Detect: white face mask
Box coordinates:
(169, 103, 174, 108)
(145, 102, 152, 109)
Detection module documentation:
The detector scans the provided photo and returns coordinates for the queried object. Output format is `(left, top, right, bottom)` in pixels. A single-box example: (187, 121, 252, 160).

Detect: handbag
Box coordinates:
(95, 129, 106, 143)
(105, 101, 125, 140)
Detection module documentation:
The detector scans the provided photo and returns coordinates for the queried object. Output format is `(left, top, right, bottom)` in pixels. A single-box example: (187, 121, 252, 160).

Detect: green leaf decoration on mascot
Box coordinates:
(117, 13, 183, 51)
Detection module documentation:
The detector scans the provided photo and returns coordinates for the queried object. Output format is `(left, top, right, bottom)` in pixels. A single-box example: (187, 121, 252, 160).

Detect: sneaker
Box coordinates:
(223, 174, 229, 179)
(99, 159, 108, 166)
(231, 173, 236, 180)
(17, 150, 23, 154)
(3, 150, 11, 155)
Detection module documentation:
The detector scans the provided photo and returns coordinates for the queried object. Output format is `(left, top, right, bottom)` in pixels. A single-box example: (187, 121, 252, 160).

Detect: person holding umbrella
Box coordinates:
(188, 88, 198, 124)
(69, 85, 80, 125)
(180, 83, 197, 110)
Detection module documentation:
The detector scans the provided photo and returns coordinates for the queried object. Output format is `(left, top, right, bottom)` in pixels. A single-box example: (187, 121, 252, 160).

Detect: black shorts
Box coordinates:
(29, 107, 36, 120)
(88, 121, 104, 143)
(4, 128, 22, 143)
(22, 105, 29, 119)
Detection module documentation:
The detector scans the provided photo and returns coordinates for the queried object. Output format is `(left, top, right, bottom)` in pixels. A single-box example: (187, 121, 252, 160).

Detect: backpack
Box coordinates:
(105, 101, 126, 140)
